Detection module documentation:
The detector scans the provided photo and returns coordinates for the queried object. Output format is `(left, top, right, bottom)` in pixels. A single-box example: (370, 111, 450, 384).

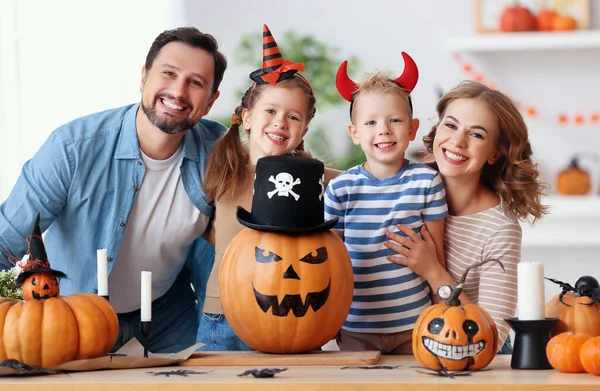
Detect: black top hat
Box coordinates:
(237, 155, 338, 234)
(16, 214, 67, 285)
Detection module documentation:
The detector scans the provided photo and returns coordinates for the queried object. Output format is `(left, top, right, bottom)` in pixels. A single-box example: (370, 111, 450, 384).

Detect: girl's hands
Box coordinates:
(384, 225, 442, 281)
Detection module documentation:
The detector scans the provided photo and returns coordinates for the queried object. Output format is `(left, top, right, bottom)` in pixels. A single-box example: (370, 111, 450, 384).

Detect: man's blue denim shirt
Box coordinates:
(0, 103, 223, 311)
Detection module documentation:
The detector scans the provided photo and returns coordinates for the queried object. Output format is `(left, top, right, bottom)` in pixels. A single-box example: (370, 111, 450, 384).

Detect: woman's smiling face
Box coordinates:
(433, 98, 500, 181)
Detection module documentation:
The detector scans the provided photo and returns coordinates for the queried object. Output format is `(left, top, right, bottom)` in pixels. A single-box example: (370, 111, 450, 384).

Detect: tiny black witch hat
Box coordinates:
(237, 155, 337, 234)
(16, 214, 67, 285)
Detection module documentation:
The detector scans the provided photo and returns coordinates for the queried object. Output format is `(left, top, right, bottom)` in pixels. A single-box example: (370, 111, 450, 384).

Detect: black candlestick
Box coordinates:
(505, 317, 557, 370)
(140, 321, 152, 358)
(100, 295, 109, 302)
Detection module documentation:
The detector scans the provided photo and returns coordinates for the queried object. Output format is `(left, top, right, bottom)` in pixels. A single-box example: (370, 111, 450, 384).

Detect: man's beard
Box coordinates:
(141, 95, 194, 135)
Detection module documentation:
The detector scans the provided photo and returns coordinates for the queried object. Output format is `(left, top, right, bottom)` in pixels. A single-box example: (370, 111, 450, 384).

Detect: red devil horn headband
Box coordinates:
(335, 51, 419, 103)
(395, 52, 419, 93)
(335, 60, 358, 102)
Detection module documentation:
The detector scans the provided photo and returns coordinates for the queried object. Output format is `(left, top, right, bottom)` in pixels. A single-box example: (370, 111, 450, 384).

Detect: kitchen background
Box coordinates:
(0, 0, 598, 303)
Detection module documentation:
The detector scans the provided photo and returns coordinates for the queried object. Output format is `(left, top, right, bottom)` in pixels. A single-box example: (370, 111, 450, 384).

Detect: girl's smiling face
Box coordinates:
(243, 85, 309, 163)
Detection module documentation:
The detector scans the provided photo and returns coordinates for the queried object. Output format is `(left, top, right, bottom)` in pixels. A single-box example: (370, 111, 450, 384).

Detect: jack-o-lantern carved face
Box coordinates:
(220, 229, 354, 353)
(412, 259, 503, 372)
(21, 272, 61, 301)
(253, 246, 330, 317)
(413, 305, 498, 371)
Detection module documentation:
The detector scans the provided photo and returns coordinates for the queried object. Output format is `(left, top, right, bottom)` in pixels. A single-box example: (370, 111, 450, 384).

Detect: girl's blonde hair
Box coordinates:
(204, 76, 316, 201)
(423, 80, 549, 222)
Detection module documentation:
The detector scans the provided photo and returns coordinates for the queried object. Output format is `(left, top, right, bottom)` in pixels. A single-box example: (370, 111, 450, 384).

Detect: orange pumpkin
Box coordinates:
(552, 14, 578, 31)
(580, 336, 600, 375)
(546, 331, 589, 373)
(537, 9, 557, 31)
(556, 158, 591, 195)
(220, 229, 353, 353)
(412, 259, 502, 371)
(20, 272, 61, 301)
(0, 293, 119, 367)
(500, 4, 537, 32)
(545, 292, 600, 338)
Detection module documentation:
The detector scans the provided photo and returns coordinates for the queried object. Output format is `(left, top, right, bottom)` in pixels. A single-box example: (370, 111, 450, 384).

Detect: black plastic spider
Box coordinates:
(0, 359, 65, 375)
(237, 368, 288, 378)
(415, 367, 472, 378)
(147, 369, 212, 377)
(545, 275, 600, 306)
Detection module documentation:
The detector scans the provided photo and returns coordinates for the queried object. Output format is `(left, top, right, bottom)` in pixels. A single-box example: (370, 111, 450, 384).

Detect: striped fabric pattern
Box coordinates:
(324, 160, 447, 333)
(444, 204, 521, 349)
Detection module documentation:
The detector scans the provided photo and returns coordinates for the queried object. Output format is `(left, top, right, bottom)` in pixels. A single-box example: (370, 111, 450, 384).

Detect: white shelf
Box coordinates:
(522, 195, 600, 248)
(447, 31, 600, 52)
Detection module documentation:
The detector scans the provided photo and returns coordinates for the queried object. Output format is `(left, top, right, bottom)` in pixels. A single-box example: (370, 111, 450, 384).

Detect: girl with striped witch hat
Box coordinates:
(196, 24, 339, 351)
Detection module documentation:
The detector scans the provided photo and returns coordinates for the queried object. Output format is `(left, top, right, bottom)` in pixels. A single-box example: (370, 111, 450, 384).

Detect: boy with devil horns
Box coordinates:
(324, 53, 448, 354)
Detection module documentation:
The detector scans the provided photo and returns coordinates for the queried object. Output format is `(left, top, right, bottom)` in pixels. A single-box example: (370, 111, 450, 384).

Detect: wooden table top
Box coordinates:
(1, 355, 599, 390)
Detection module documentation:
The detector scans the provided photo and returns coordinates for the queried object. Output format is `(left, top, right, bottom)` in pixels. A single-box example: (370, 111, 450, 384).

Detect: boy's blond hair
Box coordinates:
(351, 71, 414, 122)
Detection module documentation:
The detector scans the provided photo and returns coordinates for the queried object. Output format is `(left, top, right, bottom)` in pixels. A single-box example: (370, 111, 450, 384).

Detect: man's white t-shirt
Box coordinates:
(109, 145, 209, 313)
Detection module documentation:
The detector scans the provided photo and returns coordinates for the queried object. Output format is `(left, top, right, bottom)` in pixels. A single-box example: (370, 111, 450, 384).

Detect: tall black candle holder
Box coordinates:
(140, 321, 152, 358)
(100, 295, 109, 302)
(505, 317, 557, 370)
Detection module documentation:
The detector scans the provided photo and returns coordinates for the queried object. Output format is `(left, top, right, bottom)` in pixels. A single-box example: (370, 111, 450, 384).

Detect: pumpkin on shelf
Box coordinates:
(545, 276, 600, 337)
(537, 9, 557, 31)
(500, 3, 537, 32)
(0, 213, 119, 368)
(580, 336, 600, 376)
(552, 14, 578, 31)
(412, 259, 504, 372)
(546, 331, 589, 373)
(219, 156, 354, 353)
(556, 157, 591, 195)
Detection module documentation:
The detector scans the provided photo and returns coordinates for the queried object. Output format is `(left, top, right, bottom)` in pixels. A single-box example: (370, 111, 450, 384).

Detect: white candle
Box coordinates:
(96, 249, 108, 296)
(517, 261, 545, 320)
(141, 271, 152, 321)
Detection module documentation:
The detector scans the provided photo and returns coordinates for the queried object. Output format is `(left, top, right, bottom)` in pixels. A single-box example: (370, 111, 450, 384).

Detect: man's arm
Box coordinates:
(0, 129, 72, 269)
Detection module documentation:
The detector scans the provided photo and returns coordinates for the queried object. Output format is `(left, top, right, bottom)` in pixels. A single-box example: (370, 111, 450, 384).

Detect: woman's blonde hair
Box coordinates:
(204, 76, 316, 201)
(423, 80, 548, 222)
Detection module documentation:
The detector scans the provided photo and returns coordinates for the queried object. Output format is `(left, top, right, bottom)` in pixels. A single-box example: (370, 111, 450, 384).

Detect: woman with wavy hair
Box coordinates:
(385, 80, 548, 353)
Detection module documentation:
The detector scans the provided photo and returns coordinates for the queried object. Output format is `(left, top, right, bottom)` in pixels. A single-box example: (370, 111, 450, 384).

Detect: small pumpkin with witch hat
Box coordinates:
(220, 155, 354, 353)
(0, 213, 119, 368)
(15, 214, 67, 300)
(412, 259, 504, 372)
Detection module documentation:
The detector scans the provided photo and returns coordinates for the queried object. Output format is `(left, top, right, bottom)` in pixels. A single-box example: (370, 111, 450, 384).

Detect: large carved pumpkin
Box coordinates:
(0, 293, 119, 368)
(220, 229, 353, 353)
(412, 259, 502, 371)
(545, 292, 600, 338)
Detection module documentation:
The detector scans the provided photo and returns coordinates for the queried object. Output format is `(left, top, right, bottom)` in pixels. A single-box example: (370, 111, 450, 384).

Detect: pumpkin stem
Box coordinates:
(446, 258, 505, 306)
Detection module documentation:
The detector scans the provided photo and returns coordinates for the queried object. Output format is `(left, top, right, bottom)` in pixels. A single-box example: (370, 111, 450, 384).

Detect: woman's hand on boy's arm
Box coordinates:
(384, 224, 442, 281)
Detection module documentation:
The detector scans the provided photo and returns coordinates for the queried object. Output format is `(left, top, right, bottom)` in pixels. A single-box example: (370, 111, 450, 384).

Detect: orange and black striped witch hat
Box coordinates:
(249, 25, 308, 87)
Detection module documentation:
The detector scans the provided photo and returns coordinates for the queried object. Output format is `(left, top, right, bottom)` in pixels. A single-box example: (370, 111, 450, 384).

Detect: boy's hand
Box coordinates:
(384, 225, 441, 281)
